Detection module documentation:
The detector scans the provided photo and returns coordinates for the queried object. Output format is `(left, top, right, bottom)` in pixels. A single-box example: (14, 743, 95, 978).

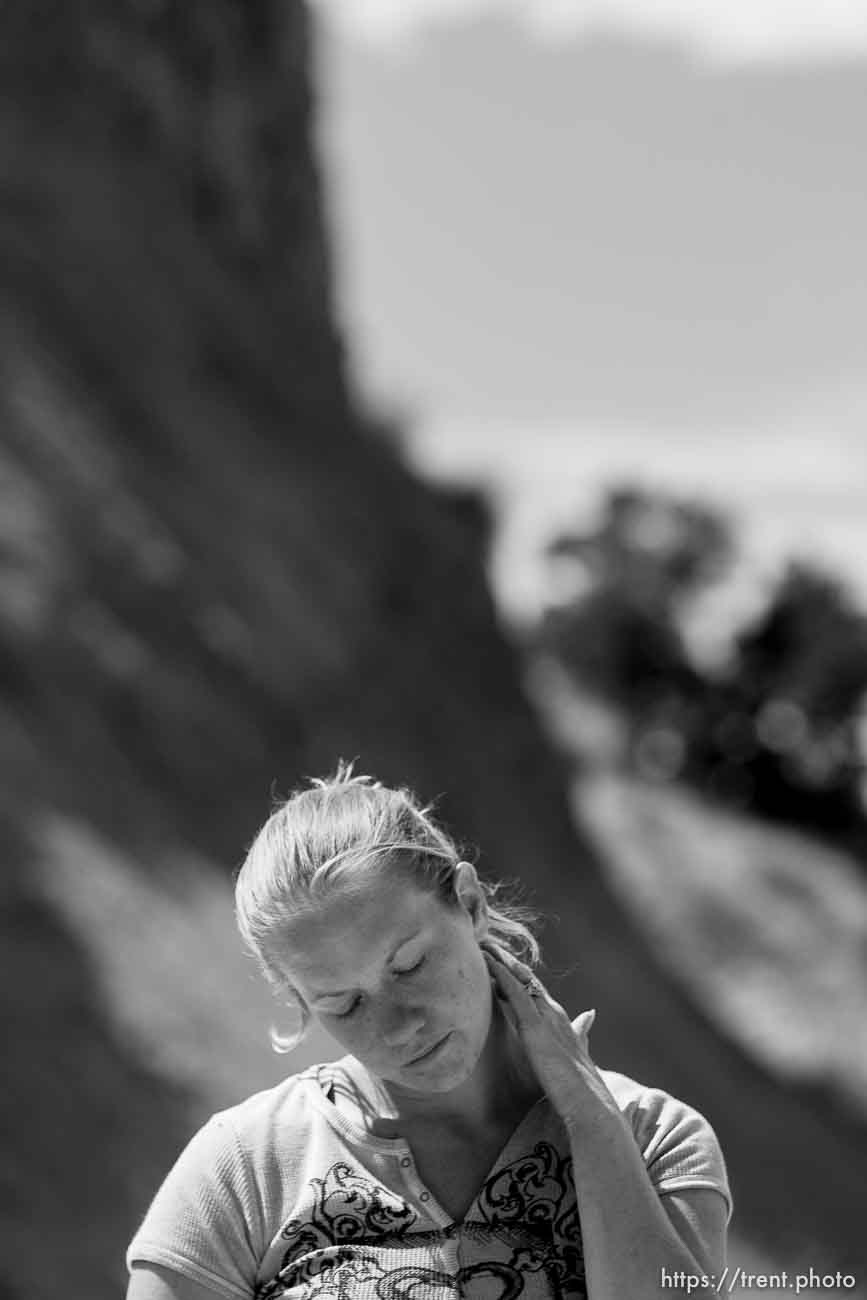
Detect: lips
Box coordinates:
(407, 1032, 450, 1065)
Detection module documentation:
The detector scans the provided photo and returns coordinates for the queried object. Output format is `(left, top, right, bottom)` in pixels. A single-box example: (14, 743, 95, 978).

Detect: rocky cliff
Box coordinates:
(0, 7, 581, 1294)
(1, 5, 865, 1297)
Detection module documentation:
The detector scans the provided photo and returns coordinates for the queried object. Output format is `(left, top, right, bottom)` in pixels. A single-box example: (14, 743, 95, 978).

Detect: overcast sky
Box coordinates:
(310, 4, 867, 443)
(312, 0, 867, 62)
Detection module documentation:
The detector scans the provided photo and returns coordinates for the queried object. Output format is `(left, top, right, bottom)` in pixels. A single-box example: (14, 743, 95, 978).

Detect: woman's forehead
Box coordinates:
(282, 878, 439, 988)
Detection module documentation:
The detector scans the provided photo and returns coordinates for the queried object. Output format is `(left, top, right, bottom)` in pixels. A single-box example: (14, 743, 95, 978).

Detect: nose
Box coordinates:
(378, 995, 427, 1049)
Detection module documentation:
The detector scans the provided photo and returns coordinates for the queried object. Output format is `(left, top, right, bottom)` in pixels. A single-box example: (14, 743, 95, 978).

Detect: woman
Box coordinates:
(126, 765, 731, 1299)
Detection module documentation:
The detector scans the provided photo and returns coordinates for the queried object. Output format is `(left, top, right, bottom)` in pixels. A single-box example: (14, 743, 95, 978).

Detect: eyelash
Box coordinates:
(332, 956, 426, 1020)
(397, 955, 425, 978)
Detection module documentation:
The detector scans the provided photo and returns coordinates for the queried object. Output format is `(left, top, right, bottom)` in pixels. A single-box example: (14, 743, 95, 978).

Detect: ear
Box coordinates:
(454, 861, 489, 938)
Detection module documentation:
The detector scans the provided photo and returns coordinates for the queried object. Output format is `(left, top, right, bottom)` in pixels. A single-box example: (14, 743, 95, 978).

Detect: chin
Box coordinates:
(406, 1058, 473, 1094)
(407, 1028, 486, 1091)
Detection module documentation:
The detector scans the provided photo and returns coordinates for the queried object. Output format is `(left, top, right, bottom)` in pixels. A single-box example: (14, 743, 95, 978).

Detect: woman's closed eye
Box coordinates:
(393, 954, 426, 977)
(332, 956, 427, 1019)
(334, 995, 362, 1020)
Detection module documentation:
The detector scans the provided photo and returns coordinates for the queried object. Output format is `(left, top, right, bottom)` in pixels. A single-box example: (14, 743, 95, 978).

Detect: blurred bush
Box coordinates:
(539, 486, 867, 843)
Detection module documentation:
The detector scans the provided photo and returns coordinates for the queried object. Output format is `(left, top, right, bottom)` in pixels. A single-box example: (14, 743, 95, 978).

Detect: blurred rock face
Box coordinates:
(0, 1, 562, 847)
(0, 7, 571, 1296)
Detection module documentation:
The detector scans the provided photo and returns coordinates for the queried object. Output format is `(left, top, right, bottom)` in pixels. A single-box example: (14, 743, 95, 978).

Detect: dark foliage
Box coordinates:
(541, 486, 867, 841)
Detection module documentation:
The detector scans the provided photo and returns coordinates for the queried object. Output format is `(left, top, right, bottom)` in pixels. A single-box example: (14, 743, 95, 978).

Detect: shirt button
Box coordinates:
(400, 1157, 412, 1168)
(420, 1192, 430, 1203)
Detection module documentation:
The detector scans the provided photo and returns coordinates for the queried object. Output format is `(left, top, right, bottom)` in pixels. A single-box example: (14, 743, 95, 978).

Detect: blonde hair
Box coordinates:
(234, 761, 541, 1051)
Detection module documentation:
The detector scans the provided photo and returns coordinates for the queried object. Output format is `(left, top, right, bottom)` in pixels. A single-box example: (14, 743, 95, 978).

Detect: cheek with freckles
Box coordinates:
(450, 945, 495, 1037)
(320, 1011, 387, 1064)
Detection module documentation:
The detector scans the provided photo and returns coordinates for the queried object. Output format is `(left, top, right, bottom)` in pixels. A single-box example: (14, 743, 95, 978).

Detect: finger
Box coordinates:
(479, 937, 510, 962)
(482, 944, 534, 983)
(483, 952, 522, 1031)
(483, 948, 524, 984)
(485, 951, 545, 1019)
(573, 1008, 597, 1038)
(483, 948, 522, 993)
(485, 949, 548, 1002)
(491, 985, 520, 1035)
(484, 945, 534, 983)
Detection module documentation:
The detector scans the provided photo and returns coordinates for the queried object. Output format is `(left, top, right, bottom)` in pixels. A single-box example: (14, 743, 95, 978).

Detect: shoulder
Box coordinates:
(595, 1063, 721, 1150)
(594, 1066, 733, 1223)
(596, 1065, 715, 1139)
(596, 1065, 700, 1127)
(160, 1067, 322, 1184)
(210, 1065, 323, 1150)
(126, 1065, 332, 1287)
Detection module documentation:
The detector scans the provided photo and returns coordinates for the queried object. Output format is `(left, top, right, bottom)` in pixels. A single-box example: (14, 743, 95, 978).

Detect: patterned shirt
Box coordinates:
(127, 1055, 732, 1300)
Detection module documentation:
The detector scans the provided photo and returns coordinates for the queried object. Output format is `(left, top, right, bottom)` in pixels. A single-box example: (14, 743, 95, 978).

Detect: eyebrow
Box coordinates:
(310, 928, 425, 1003)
